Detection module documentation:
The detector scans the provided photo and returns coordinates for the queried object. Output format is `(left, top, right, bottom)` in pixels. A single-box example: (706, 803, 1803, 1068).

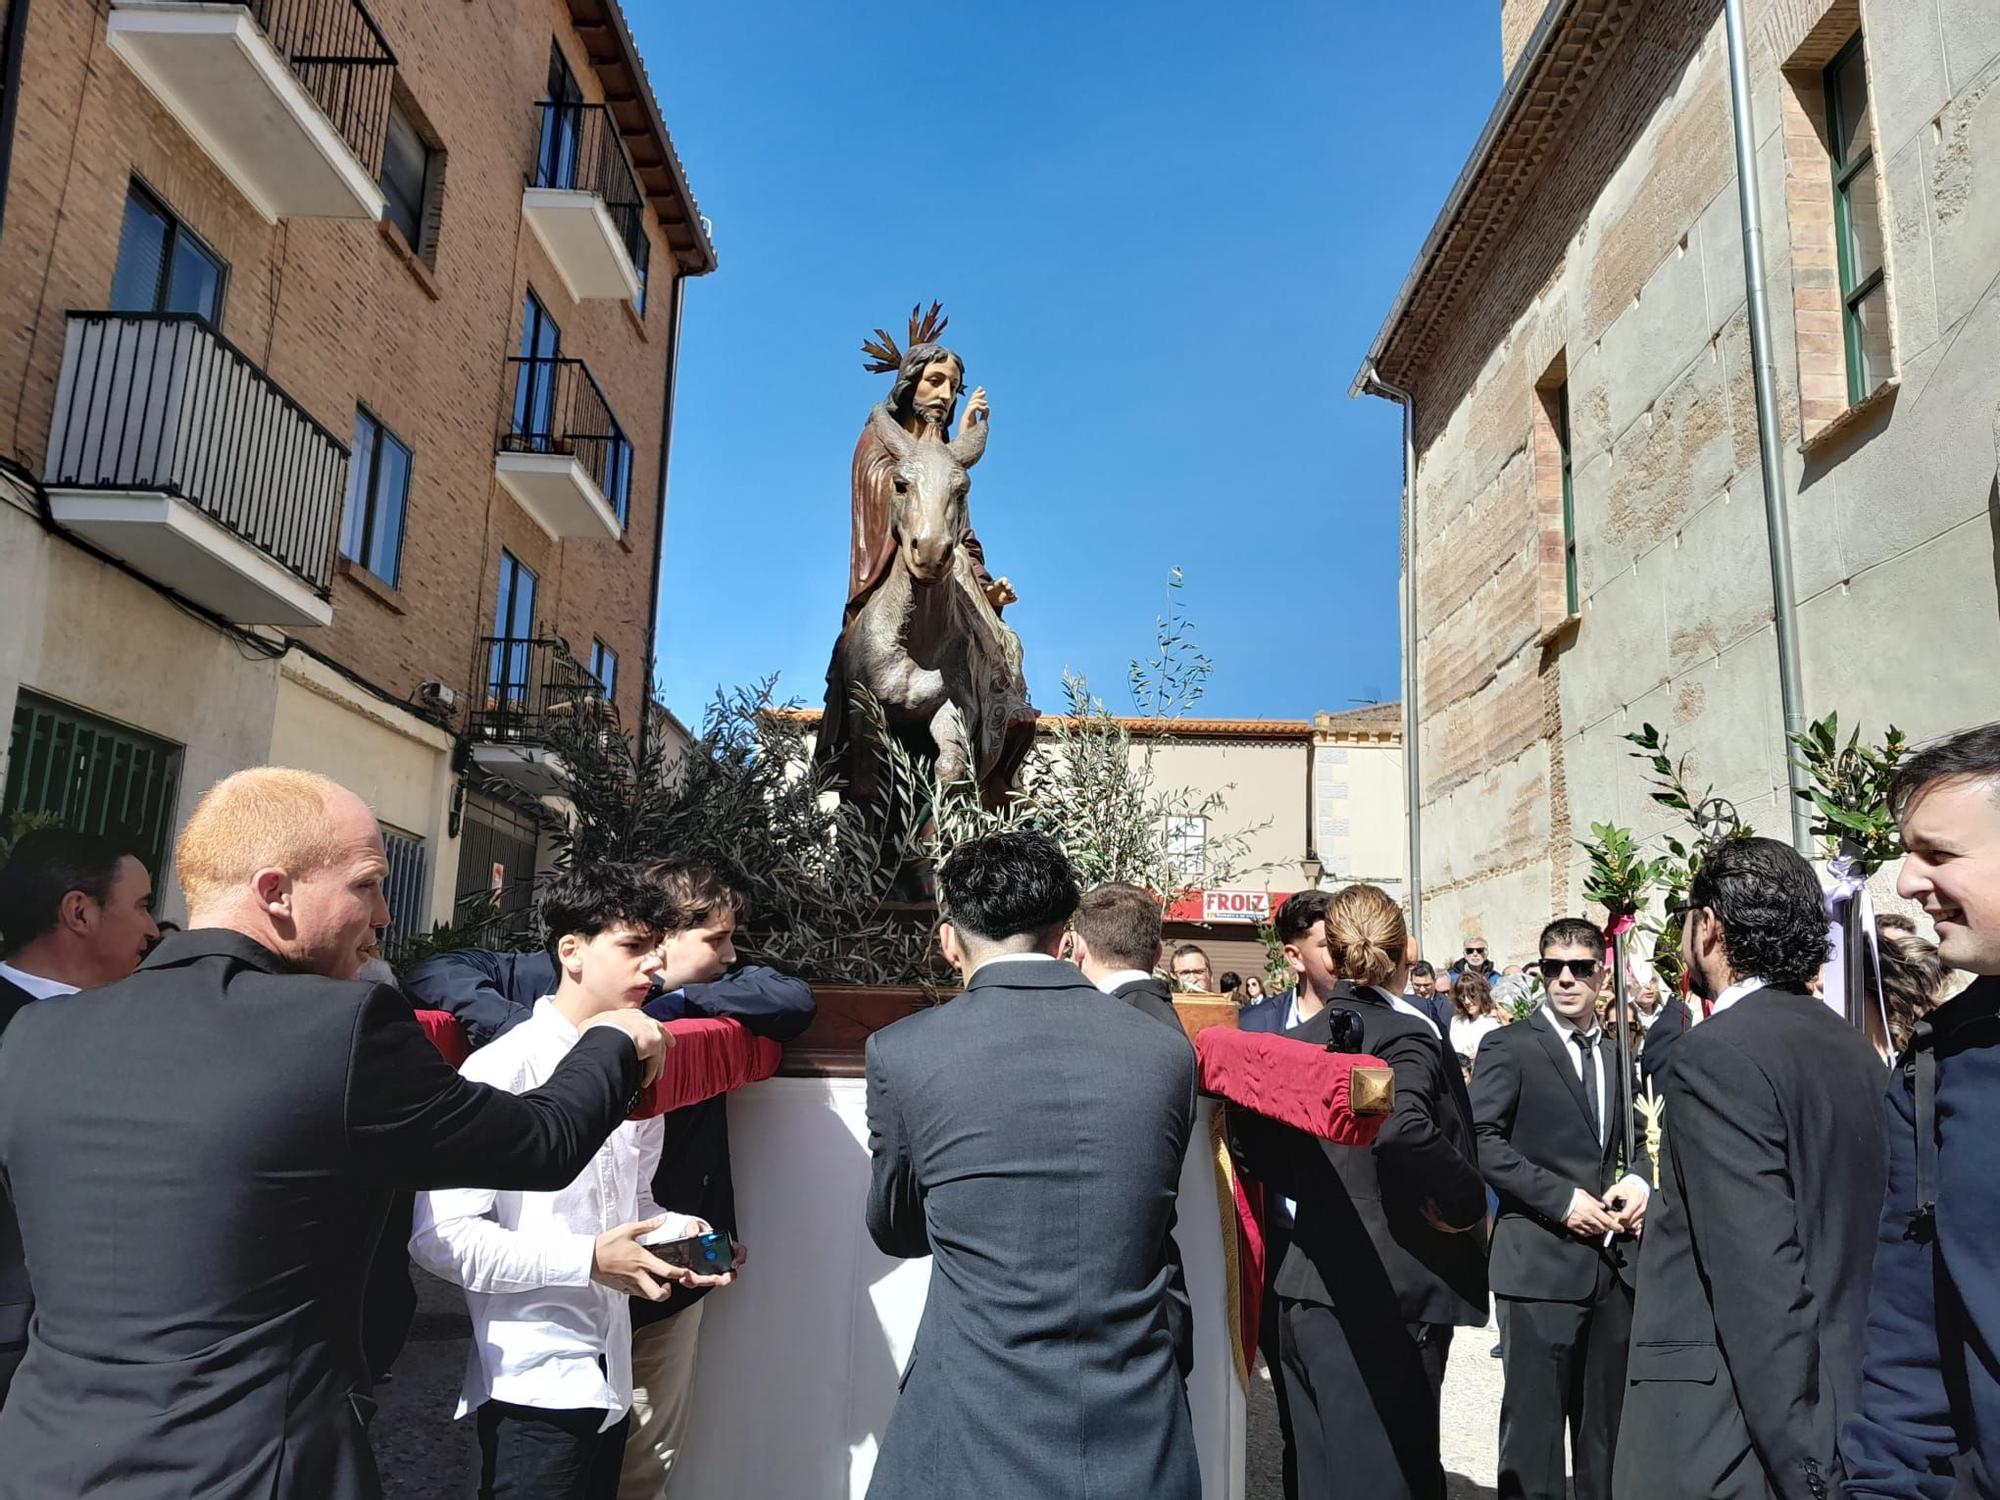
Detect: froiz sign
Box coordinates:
(1201, 889, 1270, 924)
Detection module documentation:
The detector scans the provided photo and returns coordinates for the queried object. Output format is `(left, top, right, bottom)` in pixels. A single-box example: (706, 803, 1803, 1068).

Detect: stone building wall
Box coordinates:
(1389, 0, 2000, 959)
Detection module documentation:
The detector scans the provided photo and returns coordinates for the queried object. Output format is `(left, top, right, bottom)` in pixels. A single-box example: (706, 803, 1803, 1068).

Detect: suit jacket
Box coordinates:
(0, 974, 35, 1355)
(0, 930, 643, 1500)
(401, 950, 816, 1322)
(1472, 1008, 1649, 1301)
(1409, 990, 1456, 1036)
(1615, 986, 1886, 1500)
(1640, 996, 1691, 1080)
(865, 957, 1200, 1500)
(1232, 987, 1489, 1328)
(1842, 976, 2000, 1500)
(1111, 976, 1196, 1381)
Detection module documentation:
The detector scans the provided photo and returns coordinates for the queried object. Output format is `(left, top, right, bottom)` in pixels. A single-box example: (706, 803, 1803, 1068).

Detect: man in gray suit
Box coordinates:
(864, 832, 1201, 1500)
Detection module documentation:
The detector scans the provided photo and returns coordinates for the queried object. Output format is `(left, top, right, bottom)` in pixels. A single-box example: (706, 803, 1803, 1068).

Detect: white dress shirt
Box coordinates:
(409, 999, 697, 1428)
(1544, 1008, 1649, 1209)
(0, 962, 78, 1000)
(1708, 975, 1770, 1017)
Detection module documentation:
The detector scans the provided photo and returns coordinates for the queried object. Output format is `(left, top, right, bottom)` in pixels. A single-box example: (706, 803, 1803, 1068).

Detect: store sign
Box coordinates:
(490, 862, 507, 897)
(1201, 888, 1270, 924)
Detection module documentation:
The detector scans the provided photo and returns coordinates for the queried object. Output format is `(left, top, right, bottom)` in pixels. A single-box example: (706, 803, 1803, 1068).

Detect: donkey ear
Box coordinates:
(869, 403, 914, 460)
(948, 417, 988, 470)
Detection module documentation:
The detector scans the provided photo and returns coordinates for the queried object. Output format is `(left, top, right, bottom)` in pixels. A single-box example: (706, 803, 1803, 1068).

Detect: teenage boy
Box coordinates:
(411, 864, 737, 1500)
(1471, 918, 1649, 1500)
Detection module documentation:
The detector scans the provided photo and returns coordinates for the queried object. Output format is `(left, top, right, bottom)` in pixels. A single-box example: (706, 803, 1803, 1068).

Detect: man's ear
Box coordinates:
(556, 932, 586, 981)
(56, 888, 96, 936)
(250, 867, 293, 920)
(937, 922, 965, 971)
(1063, 929, 1087, 967)
(1147, 940, 1164, 974)
(1281, 942, 1306, 978)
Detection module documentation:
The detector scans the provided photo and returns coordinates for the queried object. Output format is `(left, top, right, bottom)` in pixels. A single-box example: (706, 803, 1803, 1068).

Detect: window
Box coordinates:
(1554, 380, 1576, 616)
(1165, 814, 1207, 882)
(489, 551, 539, 702)
(339, 408, 412, 586)
(0, 0, 30, 235)
(1825, 37, 1888, 403)
(513, 291, 561, 445)
(379, 92, 444, 261)
(631, 234, 650, 317)
(588, 640, 618, 702)
(108, 182, 226, 325)
(379, 827, 429, 957)
(603, 433, 633, 527)
(5, 690, 183, 882)
(537, 42, 584, 191)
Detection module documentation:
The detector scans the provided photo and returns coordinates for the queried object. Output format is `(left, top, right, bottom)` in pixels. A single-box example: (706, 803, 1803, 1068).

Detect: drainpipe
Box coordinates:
(1724, 0, 1814, 855)
(638, 271, 687, 765)
(1358, 367, 1423, 949)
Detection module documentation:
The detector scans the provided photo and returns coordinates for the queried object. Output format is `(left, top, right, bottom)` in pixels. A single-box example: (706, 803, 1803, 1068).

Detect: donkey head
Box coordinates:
(869, 404, 985, 586)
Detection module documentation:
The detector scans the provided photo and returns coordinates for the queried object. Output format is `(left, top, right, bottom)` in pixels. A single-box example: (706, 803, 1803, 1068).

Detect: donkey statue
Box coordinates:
(816, 403, 1036, 827)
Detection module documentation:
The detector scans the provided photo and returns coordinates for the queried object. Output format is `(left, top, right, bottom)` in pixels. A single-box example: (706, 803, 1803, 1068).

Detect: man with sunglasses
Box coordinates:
(1452, 938, 1497, 984)
(1471, 918, 1650, 1500)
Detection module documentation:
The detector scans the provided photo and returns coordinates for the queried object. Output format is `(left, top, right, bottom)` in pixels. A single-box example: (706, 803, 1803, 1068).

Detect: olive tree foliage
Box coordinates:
(930, 571, 1269, 904)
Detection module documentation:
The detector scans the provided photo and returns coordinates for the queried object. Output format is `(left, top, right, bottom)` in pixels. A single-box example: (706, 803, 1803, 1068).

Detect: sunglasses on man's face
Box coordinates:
(1465, 946, 1487, 957)
(1538, 957, 1602, 981)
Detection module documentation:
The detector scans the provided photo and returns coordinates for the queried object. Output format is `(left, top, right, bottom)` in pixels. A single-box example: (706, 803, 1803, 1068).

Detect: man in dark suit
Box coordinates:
(0, 768, 666, 1500)
(864, 832, 1200, 1500)
(1614, 836, 1885, 1500)
(0, 828, 161, 1407)
(1232, 884, 1488, 1500)
(1407, 960, 1454, 1036)
(1067, 880, 1196, 1383)
(1473, 916, 1651, 1500)
(1844, 723, 2000, 1497)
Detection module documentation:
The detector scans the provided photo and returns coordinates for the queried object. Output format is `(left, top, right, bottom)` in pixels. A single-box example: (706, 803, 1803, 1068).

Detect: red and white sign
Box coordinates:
(1201, 888, 1270, 925)
(490, 862, 507, 897)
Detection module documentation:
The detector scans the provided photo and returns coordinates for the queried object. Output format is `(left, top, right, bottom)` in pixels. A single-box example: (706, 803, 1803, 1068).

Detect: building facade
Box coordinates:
(1358, 0, 2000, 958)
(0, 0, 712, 941)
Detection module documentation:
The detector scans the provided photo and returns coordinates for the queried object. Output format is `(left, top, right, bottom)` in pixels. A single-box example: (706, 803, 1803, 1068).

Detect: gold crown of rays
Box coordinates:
(860, 301, 950, 374)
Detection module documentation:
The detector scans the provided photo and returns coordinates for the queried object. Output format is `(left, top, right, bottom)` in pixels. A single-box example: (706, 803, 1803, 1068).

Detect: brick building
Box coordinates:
(0, 0, 713, 938)
(1356, 0, 2000, 957)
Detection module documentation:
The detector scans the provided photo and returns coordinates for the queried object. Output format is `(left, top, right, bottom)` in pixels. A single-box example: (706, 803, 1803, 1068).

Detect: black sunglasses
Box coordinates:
(1538, 958, 1602, 981)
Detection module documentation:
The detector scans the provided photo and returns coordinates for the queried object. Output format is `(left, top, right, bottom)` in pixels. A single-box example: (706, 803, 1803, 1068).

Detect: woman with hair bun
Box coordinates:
(1230, 883, 1489, 1500)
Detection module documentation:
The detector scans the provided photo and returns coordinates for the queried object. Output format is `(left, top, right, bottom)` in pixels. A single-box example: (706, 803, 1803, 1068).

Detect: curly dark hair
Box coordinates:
(938, 829, 1079, 943)
(1685, 836, 1830, 990)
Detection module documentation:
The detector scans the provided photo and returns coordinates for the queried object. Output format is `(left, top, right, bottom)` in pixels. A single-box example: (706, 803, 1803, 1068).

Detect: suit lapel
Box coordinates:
(1532, 1009, 1597, 1136)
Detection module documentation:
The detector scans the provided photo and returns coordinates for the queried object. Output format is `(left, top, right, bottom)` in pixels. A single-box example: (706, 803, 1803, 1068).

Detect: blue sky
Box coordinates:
(637, 1, 1502, 726)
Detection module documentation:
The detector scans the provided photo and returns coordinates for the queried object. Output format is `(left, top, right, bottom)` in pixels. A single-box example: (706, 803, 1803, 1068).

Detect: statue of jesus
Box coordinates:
(848, 305, 1015, 623)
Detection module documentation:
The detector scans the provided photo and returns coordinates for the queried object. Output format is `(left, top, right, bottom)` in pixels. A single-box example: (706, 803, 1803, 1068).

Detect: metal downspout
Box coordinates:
(1361, 368, 1423, 948)
(1724, 0, 1814, 854)
(639, 273, 687, 764)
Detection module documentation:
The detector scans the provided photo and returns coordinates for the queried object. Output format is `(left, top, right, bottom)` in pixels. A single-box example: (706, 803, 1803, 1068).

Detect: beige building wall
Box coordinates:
(1372, 0, 2000, 960)
(1140, 738, 1309, 885)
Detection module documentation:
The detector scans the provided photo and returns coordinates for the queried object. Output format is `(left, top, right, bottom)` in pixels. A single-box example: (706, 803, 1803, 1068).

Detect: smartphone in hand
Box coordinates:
(643, 1229, 736, 1275)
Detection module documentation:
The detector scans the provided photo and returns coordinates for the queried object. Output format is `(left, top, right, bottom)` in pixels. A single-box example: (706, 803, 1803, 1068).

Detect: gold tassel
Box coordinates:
(1208, 1104, 1251, 1392)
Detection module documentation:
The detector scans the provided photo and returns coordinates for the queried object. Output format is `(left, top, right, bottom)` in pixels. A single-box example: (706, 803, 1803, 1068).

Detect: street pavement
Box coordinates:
(379, 1273, 1506, 1498)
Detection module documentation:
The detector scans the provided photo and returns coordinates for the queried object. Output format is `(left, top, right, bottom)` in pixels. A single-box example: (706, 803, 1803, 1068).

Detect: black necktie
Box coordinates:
(1574, 1031, 1601, 1143)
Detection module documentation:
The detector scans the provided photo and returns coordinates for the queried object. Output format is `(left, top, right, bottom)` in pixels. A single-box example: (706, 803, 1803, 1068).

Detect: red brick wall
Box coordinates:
(0, 0, 677, 732)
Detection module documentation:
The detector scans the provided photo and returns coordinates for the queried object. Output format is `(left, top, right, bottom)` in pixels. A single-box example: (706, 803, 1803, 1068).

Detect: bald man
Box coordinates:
(0, 768, 668, 1500)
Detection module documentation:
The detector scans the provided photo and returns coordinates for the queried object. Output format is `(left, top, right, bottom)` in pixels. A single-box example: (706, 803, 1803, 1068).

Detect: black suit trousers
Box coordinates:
(1259, 1226, 1299, 1500)
(1496, 1261, 1632, 1500)
(1278, 1296, 1449, 1500)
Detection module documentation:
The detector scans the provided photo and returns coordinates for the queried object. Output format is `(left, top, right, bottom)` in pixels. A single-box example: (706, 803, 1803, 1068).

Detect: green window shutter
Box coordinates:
(5, 691, 184, 881)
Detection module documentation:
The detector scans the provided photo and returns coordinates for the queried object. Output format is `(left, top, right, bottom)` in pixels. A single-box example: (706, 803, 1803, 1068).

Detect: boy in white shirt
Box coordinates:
(411, 864, 734, 1499)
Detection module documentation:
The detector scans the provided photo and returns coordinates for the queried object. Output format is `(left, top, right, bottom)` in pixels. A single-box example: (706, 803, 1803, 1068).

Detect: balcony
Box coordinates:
(523, 101, 647, 302)
(495, 356, 627, 542)
(106, 0, 395, 223)
(467, 637, 607, 798)
(42, 312, 346, 628)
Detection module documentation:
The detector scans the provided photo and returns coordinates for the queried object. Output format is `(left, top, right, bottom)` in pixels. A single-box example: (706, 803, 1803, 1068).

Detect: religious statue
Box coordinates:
(817, 304, 1036, 820)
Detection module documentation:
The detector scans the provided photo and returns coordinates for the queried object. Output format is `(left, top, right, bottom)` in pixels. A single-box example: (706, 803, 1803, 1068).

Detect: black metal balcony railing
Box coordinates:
(45, 312, 348, 594)
(471, 637, 607, 746)
(239, 0, 398, 175)
(530, 100, 647, 268)
(502, 354, 626, 504)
